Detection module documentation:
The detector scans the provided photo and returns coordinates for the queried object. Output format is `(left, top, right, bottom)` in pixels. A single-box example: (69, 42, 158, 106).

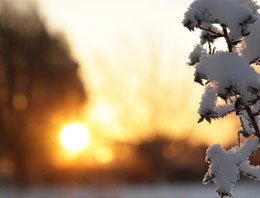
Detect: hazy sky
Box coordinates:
(38, 0, 195, 66)
(35, 0, 238, 145)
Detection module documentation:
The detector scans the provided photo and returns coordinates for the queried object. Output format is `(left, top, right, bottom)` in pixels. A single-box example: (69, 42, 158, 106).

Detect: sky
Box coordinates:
(37, 0, 194, 71)
(35, 0, 239, 145)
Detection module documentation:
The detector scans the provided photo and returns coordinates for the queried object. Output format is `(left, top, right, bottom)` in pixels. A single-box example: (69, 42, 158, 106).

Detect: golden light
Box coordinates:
(60, 123, 90, 152)
(90, 100, 117, 124)
(39, 0, 237, 146)
(95, 146, 114, 164)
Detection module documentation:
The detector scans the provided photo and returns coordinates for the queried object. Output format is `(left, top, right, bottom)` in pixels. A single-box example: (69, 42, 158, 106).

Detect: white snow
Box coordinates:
(198, 91, 235, 121)
(196, 52, 260, 101)
(214, 104, 234, 118)
(183, 0, 257, 40)
(183, 0, 260, 196)
(188, 44, 207, 65)
(199, 24, 220, 45)
(240, 160, 260, 180)
(240, 17, 260, 63)
(1, 183, 260, 198)
(240, 110, 255, 136)
(204, 138, 259, 196)
(198, 85, 217, 116)
(236, 0, 260, 13)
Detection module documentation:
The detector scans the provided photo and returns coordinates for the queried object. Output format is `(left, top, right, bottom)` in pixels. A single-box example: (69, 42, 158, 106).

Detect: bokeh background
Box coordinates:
(0, 0, 259, 197)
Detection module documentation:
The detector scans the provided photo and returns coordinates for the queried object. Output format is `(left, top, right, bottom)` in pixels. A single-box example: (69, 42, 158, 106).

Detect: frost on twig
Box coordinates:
(236, 0, 260, 13)
(198, 85, 235, 123)
(240, 18, 260, 64)
(196, 52, 260, 103)
(239, 110, 256, 137)
(240, 160, 260, 180)
(183, 0, 257, 41)
(183, 0, 260, 197)
(188, 44, 207, 66)
(198, 85, 217, 123)
(214, 104, 235, 118)
(203, 138, 259, 197)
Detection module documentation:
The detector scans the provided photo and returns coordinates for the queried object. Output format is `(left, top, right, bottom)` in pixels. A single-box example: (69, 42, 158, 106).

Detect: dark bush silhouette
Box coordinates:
(135, 135, 208, 182)
(0, 2, 86, 184)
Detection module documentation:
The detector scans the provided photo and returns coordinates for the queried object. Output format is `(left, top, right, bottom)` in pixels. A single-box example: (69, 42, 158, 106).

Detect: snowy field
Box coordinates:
(0, 182, 259, 198)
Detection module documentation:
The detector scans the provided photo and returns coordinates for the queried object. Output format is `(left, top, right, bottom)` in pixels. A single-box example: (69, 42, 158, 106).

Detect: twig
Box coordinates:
(212, 47, 216, 54)
(238, 131, 241, 147)
(221, 25, 260, 140)
(252, 109, 260, 116)
(238, 116, 247, 147)
(198, 25, 224, 37)
(208, 41, 212, 55)
(244, 105, 260, 139)
(222, 25, 233, 52)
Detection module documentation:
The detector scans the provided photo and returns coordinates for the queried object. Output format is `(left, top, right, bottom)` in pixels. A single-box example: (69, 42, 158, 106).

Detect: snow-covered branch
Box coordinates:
(204, 138, 259, 197)
(183, 0, 260, 197)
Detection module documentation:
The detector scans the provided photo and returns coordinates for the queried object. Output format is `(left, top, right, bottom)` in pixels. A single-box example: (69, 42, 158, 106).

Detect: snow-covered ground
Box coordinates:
(0, 182, 259, 198)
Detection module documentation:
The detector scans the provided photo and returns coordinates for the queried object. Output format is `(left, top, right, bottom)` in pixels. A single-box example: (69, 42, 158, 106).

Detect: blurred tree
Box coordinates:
(136, 135, 208, 182)
(0, 2, 86, 184)
(137, 135, 171, 182)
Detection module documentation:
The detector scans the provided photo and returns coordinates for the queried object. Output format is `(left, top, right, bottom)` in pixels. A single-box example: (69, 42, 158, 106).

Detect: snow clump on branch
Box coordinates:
(182, 0, 260, 197)
(183, 0, 257, 40)
(203, 138, 259, 197)
(196, 52, 260, 102)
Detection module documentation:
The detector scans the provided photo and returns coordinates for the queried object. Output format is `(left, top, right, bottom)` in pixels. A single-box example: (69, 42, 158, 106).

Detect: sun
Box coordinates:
(60, 123, 90, 152)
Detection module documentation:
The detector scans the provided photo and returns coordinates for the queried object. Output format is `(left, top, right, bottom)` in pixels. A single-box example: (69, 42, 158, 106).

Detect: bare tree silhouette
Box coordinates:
(0, 2, 86, 184)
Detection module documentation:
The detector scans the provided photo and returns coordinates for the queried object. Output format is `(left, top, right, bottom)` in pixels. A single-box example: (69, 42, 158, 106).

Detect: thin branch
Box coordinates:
(250, 57, 260, 65)
(212, 47, 216, 54)
(238, 131, 241, 147)
(221, 24, 260, 139)
(198, 25, 224, 37)
(239, 116, 247, 133)
(222, 25, 233, 52)
(208, 41, 212, 55)
(238, 116, 247, 147)
(244, 105, 260, 139)
(252, 109, 260, 116)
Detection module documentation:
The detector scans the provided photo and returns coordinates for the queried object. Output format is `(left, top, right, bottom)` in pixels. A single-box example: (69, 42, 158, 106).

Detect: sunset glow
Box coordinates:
(39, 0, 238, 146)
(0, 0, 254, 189)
(95, 146, 114, 164)
(60, 123, 90, 152)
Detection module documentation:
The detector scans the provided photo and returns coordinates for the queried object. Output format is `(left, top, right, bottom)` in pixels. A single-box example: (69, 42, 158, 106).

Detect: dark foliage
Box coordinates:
(0, 2, 86, 184)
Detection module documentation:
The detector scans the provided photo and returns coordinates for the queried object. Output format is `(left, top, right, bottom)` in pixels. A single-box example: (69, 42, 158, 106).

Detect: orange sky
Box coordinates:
(35, 0, 239, 146)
